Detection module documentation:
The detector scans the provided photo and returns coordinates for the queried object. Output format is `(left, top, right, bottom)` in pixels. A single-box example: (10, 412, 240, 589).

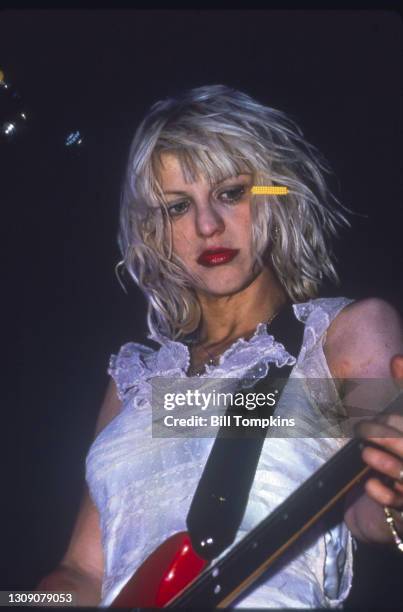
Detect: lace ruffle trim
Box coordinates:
(108, 298, 353, 401)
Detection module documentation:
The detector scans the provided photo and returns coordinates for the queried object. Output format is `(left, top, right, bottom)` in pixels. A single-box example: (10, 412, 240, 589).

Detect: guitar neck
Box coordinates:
(168, 435, 371, 608)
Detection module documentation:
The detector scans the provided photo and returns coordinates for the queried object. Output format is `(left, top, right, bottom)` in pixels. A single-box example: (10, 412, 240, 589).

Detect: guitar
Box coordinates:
(111, 394, 402, 609)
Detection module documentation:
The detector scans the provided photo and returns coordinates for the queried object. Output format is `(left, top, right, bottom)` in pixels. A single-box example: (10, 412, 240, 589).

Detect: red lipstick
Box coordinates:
(197, 248, 239, 267)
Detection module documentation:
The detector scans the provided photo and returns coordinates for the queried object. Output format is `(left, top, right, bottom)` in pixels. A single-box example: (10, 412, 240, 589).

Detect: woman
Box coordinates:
(37, 85, 403, 608)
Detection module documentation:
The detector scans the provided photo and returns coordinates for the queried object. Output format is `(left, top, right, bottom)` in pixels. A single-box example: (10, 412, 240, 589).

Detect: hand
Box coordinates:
(355, 354, 403, 513)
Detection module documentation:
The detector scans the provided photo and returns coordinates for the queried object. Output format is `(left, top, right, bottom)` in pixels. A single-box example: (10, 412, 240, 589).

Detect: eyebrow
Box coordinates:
(163, 174, 251, 195)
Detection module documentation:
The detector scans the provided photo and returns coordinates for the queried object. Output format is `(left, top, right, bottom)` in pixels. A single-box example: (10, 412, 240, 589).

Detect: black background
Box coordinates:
(1, 9, 402, 608)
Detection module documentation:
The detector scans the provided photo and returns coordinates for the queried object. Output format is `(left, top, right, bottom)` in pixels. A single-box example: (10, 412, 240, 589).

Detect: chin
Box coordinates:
(196, 271, 256, 297)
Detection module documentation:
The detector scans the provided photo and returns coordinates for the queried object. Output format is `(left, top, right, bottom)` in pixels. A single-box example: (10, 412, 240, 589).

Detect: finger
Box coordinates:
(355, 420, 403, 459)
(365, 435, 403, 459)
(362, 446, 403, 482)
(375, 412, 403, 428)
(391, 354, 403, 385)
(364, 477, 403, 508)
(393, 480, 403, 494)
(355, 414, 403, 437)
(374, 414, 403, 431)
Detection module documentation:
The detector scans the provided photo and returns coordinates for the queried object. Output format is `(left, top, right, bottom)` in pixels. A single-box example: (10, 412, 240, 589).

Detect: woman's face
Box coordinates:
(158, 153, 262, 297)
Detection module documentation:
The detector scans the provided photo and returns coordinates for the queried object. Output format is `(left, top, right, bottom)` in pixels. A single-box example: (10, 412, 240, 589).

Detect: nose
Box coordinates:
(194, 202, 225, 238)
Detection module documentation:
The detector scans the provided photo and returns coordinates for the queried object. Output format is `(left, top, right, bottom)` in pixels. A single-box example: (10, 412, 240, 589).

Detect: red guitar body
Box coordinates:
(108, 434, 394, 607)
(111, 531, 207, 607)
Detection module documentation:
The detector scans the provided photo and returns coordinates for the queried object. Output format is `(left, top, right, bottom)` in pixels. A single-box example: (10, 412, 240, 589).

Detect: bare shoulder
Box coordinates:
(324, 297, 403, 378)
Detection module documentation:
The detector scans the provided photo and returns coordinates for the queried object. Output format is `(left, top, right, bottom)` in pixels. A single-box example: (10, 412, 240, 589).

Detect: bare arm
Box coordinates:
(36, 491, 104, 606)
(36, 377, 122, 605)
(324, 297, 403, 545)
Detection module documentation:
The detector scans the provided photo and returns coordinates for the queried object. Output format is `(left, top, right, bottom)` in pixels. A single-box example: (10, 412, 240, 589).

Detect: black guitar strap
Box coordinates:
(186, 302, 305, 561)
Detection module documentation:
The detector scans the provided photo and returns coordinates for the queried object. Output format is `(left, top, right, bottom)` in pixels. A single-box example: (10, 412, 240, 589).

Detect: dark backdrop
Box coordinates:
(2, 9, 402, 608)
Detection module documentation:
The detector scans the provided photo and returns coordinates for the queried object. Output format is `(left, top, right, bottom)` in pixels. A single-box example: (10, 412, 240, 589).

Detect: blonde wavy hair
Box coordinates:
(117, 84, 350, 341)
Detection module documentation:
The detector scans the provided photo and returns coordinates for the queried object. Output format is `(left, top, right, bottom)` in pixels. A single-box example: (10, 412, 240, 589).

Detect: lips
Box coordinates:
(197, 248, 239, 267)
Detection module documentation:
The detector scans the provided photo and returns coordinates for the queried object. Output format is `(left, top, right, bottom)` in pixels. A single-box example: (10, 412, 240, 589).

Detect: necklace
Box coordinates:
(188, 307, 281, 377)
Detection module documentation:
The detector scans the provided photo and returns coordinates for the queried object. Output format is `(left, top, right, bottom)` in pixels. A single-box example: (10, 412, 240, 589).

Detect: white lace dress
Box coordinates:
(85, 297, 357, 608)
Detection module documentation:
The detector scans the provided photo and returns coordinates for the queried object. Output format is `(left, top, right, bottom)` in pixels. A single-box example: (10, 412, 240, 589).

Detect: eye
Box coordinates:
(167, 200, 190, 217)
(217, 186, 246, 203)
